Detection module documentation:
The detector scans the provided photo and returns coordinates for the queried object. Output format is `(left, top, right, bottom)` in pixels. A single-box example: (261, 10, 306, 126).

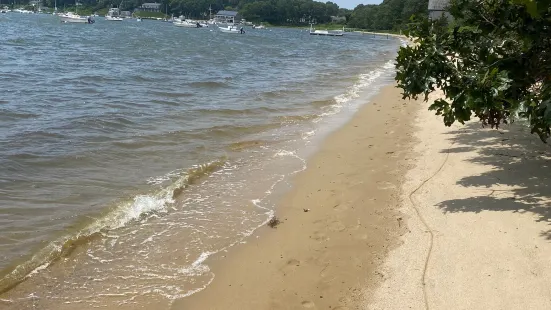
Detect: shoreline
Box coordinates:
(354, 31, 406, 39)
(0, 54, 400, 308)
(171, 84, 420, 309)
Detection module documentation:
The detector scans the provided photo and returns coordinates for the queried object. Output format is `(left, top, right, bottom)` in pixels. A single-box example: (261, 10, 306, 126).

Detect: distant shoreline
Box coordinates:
(355, 31, 406, 38)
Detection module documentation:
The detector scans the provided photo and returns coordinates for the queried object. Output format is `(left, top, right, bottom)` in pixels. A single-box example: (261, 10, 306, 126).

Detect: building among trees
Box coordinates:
(214, 10, 239, 24)
(137, 2, 161, 12)
(428, 0, 450, 19)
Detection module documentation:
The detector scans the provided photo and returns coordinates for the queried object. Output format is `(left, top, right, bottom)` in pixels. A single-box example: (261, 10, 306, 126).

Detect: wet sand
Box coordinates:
(172, 85, 420, 309)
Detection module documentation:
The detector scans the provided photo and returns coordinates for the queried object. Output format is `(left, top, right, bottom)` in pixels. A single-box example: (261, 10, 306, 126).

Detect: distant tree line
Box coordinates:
(348, 0, 428, 31)
(239, 0, 429, 27)
(239, 0, 342, 24)
(14, 0, 428, 29)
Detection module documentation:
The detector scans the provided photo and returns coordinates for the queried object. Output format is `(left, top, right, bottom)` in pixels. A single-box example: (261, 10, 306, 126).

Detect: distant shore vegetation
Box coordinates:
(19, 0, 427, 32)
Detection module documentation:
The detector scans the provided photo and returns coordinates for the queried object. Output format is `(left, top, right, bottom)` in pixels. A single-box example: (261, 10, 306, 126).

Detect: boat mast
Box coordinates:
(209, 4, 212, 20)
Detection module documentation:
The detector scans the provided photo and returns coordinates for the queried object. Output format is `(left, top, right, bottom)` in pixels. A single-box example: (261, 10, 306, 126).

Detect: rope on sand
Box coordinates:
(408, 140, 454, 310)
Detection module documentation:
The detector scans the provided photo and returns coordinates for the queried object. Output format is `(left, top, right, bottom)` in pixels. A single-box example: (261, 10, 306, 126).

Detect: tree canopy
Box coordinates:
(395, 0, 551, 142)
(347, 0, 428, 31)
(239, 0, 340, 24)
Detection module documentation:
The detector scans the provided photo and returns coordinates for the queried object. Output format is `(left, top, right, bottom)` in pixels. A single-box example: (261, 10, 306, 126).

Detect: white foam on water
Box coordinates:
(146, 168, 186, 185)
(24, 262, 50, 279)
(86, 251, 115, 264)
(302, 130, 316, 140)
(179, 252, 212, 276)
(172, 274, 216, 300)
(319, 60, 396, 119)
(109, 194, 172, 229)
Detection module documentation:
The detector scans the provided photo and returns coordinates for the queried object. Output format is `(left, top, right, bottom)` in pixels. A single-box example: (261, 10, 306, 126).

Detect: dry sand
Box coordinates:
(172, 85, 419, 309)
(368, 91, 551, 310)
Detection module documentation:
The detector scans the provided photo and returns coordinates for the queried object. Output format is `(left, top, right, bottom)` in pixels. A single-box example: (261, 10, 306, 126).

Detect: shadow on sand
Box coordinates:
(434, 122, 551, 240)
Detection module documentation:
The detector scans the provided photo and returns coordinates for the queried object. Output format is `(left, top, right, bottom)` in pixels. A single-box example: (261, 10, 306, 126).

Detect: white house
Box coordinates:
(214, 10, 238, 24)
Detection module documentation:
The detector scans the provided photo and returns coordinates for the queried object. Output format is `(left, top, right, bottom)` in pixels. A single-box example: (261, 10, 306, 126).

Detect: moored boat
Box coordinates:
(174, 20, 202, 28)
(105, 8, 124, 21)
(60, 12, 91, 23)
(219, 25, 244, 34)
(309, 24, 344, 36)
(59, 0, 93, 23)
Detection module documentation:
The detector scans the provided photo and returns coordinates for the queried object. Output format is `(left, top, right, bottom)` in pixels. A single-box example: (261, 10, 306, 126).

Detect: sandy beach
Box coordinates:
(172, 85, 419, 309)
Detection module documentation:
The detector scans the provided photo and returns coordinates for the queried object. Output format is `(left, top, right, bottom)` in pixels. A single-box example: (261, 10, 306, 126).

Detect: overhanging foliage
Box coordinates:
(395, 0, 551, 142)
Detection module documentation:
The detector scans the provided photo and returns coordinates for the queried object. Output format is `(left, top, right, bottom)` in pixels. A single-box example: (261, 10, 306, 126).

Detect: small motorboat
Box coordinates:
(219, 25, 244, 34)
(174, 20, 202, 28)
(309, 29, 343, 36)
(60, 12, 91, 23)
(308, 24, 344, 36)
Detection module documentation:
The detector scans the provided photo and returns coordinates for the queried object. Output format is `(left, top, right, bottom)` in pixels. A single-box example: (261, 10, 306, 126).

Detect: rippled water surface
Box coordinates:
(0, 12, 400, 308)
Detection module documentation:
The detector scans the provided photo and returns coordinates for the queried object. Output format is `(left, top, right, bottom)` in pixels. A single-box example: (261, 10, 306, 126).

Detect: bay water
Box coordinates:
(0, 12, 400, 309)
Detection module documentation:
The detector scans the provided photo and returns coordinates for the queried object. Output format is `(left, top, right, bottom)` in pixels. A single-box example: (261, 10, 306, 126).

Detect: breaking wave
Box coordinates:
(0, 160, 226, 295)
